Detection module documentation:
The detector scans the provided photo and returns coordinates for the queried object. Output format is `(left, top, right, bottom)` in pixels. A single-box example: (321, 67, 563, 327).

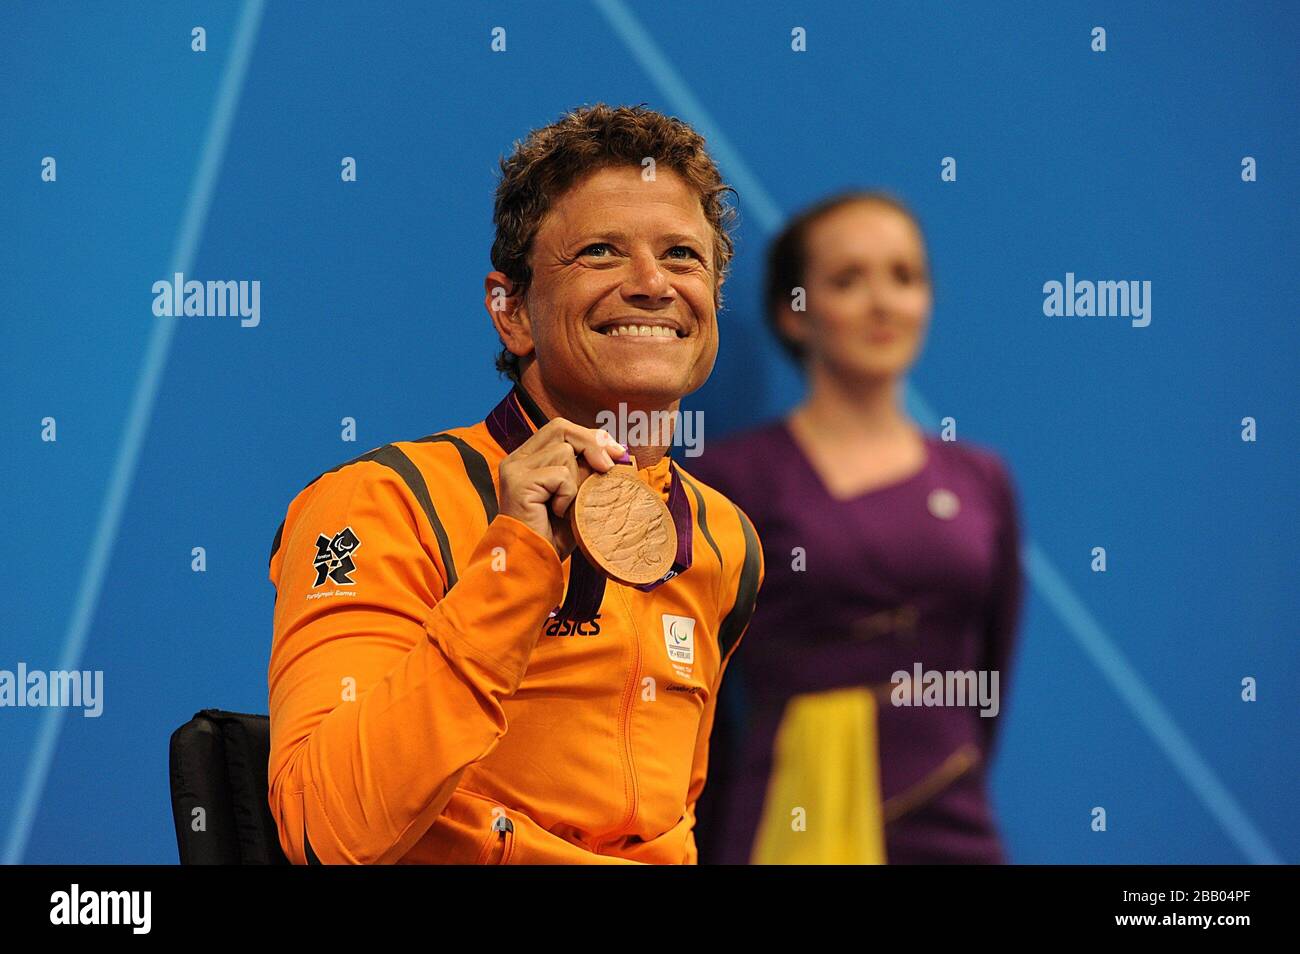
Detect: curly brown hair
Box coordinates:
(490, 103, 738, 382)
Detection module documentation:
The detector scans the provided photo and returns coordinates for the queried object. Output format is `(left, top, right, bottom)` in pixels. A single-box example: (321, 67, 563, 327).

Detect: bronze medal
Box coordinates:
(569, 455, 678, 586)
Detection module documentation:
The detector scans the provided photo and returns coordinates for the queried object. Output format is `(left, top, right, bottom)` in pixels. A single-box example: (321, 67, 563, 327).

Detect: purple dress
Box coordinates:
(685, 418, 1023, 864)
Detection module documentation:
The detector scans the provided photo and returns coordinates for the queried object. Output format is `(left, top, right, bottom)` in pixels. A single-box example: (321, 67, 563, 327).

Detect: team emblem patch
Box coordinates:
(662, 614, 696, 666)
(313, 527, 361, 586)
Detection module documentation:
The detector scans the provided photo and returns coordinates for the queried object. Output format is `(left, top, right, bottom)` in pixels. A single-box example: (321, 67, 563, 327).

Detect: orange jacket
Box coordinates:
(266, 386, 763, 864)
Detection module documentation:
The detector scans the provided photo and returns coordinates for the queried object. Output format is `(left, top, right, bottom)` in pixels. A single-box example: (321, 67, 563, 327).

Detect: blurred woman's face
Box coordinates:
(781, 201, 932, 383)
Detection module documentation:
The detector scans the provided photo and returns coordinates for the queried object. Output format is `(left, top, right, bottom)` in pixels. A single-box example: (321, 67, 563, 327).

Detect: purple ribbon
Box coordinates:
(485, 385, 693, 622)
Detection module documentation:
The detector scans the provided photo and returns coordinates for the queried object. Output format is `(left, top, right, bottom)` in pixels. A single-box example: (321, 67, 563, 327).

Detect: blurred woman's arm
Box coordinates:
(981, 457, 1025, 759)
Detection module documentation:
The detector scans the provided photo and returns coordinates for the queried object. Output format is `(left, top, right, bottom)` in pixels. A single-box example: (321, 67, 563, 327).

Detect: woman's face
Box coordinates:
(494, 164, 719, 412)
(781, 201, 932, 383)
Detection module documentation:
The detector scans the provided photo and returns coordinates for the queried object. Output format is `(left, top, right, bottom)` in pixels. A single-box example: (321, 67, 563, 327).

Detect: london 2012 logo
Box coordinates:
(312, 527, 361, 586)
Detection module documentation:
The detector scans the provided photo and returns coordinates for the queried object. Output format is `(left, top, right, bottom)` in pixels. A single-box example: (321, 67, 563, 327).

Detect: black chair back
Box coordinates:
(169, 709, 290, 865)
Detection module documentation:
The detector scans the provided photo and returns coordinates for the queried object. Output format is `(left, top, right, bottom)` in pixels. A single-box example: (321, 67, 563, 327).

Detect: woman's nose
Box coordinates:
(621, 252, 674, 301)
(860, 278, 905, 314)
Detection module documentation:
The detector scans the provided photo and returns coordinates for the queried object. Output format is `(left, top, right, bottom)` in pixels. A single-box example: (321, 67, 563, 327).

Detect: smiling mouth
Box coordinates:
(593, 323, 687, 340)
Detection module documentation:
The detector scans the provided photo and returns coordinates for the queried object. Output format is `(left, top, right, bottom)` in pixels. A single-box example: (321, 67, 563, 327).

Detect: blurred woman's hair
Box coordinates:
(764, 190, 928, 367)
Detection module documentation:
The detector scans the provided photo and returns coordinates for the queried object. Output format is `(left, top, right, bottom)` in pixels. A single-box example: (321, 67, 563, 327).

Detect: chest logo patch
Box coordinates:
(662, 614, 696, 670)
(313, 526, 361, 586)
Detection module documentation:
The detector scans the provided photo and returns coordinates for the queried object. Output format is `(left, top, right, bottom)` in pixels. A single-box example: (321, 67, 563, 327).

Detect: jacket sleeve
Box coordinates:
(266, 459, 564, 865)
(682, 502, 765, 864)
(979, 455, 1024, 759)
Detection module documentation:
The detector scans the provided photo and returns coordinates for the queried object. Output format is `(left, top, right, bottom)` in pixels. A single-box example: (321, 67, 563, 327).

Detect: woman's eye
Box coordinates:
(580, 243, 613, 257)
(666, 246, 700, 260)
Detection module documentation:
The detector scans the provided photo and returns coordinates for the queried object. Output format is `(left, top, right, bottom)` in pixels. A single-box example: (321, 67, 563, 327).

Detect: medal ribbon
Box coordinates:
(486, 384, 693, 622)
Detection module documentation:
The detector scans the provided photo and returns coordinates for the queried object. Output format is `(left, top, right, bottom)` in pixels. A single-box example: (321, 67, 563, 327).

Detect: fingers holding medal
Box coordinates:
(498, 417, 626, 560)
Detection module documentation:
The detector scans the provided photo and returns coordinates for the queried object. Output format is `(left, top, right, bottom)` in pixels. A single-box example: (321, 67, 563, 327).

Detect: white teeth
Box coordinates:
(600, 324, 680, 338)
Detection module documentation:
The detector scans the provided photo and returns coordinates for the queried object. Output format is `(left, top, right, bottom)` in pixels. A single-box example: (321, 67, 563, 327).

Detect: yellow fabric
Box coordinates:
(750, 685, 887, 864)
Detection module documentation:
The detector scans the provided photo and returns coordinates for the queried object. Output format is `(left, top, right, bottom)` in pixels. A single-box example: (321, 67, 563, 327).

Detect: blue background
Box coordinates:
(2, 0, 1295, 864)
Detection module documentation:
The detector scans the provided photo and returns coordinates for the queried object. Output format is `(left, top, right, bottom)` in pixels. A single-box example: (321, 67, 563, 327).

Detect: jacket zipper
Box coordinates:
(492, 815, 515, 864)
(595, 590, 642, 853)
(474, 814, 515, 864)
(473, 813, 515, 864)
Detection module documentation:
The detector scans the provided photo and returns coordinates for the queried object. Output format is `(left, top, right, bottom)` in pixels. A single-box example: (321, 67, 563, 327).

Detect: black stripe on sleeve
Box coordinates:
(267, 442, 460, 590)
(269, 520, 285, 567)
(415, 433, 499, 522)
(267, 443, 393, 568)
(370, 444, 459, 590)
(677, 471, 723, 572)
(717, 504, 761, 662)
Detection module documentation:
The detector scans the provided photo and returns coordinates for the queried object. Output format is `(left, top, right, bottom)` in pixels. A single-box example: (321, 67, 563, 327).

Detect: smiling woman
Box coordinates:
(500, 165, 717, 428)
(266, 103, 766, 867)
(483, 104, 737, 436)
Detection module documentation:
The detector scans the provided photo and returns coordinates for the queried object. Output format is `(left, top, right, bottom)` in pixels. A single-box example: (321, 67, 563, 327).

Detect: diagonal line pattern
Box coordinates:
(592, 0, 1282, 864)
(3, 0, 267, 865)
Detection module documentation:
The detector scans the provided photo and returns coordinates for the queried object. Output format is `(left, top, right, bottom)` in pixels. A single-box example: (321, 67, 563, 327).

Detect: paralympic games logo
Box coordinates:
(662, 614, 696, 666)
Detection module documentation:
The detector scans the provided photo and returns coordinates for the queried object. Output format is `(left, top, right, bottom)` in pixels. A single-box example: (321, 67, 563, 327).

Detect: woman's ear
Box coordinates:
(775, 300, 811, 352)
(484, 271, 533, 360)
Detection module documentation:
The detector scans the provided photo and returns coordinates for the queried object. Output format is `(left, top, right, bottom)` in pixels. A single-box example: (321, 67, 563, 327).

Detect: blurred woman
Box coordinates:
(689, 191, 1024, 864)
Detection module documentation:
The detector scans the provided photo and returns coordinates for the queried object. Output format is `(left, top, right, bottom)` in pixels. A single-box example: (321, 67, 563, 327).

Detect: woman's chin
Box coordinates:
(827, 355, 913, 384)
(597, 360, 693, 402)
